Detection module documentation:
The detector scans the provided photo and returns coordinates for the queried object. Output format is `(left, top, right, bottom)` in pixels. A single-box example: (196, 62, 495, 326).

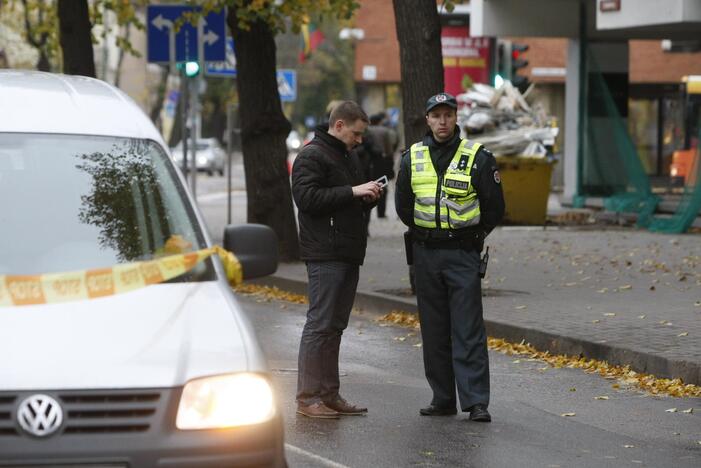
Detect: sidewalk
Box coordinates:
(200, 182, 701, 386)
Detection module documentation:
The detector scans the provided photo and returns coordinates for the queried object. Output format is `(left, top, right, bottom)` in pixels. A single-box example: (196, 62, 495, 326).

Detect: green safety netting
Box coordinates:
(646, 141, 701, 233)
(580, 51, 659, 227)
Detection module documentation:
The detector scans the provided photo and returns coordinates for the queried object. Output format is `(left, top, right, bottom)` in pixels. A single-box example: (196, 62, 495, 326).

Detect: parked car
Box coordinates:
(286, 130, 302, 154)
(171, 137, 226, 176)
(0, 70, 286, 467)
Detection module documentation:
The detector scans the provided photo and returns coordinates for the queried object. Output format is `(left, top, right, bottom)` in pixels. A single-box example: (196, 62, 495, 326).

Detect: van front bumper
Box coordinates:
(0, 388, 286, 468)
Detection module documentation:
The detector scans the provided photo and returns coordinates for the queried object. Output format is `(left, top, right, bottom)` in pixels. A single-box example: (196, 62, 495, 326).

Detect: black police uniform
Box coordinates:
(395, 107, 505, 415)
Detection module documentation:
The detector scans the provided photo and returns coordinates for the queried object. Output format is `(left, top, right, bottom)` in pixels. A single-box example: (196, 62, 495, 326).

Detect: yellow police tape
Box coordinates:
(0, 246, 242, 307)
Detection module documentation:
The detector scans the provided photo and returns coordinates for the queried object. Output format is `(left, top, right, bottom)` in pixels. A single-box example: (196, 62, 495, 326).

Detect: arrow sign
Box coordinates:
(151, 14, 173, 31)
(203, 30, 219, 46)
(147, 5, 226, 63)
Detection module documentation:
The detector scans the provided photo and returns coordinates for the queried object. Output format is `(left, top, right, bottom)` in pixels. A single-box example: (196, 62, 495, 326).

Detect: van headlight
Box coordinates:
(176, 373, 276, 429)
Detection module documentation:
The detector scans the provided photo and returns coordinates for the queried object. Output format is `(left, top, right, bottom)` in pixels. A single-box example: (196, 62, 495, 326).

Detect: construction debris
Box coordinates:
(456, 81, 558, 157)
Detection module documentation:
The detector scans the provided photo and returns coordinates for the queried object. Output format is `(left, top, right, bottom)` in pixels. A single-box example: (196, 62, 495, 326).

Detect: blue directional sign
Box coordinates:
(206, 37, 236, 77)
(147, 5, 226, 63)
(277, 69, 297, 102)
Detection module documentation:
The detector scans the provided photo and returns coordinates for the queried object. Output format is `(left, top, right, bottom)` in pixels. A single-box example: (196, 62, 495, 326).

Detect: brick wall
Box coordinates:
(353, 0, 401, 83)
(514, 37, 701, 84)
(630, 40, 701, 83)
(353, 4, 701, 86)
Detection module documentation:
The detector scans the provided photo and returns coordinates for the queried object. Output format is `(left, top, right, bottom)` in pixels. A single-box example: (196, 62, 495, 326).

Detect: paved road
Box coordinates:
(195, 170, 701, 385)
(236, 294, 701, 468)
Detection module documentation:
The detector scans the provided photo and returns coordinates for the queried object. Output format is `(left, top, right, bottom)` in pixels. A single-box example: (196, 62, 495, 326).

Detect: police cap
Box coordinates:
(425, 93, 457, 114)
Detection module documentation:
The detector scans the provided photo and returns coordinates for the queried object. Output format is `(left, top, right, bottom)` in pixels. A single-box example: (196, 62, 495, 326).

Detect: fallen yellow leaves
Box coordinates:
(560, 412, 576, 417)
(379, 310, 421, 329)
(377, 311, 701, 399)
(594, 395, 609, 400)
(233, 283, 308, 304)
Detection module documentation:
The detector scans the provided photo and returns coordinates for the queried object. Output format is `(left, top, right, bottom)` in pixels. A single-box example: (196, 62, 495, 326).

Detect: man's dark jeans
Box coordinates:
(296, 261, 359, 406)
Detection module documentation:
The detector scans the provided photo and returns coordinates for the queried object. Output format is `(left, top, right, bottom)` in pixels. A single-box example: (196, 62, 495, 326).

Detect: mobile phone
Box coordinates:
(375, 175, 388, 188)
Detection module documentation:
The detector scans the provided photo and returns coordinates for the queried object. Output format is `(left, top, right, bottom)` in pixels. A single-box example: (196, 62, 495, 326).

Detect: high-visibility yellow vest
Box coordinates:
(410, 139, 481, 229)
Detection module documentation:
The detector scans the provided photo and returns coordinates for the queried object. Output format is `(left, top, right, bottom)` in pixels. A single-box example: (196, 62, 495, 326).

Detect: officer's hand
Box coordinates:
(352, 181, 381, 199)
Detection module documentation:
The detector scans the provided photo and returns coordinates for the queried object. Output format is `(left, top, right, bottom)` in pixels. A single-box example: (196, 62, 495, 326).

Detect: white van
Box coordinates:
(0, 71, 286, 467)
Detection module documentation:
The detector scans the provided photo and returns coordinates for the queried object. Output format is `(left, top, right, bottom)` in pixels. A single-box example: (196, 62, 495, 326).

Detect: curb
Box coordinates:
(251, 275, 700, 387)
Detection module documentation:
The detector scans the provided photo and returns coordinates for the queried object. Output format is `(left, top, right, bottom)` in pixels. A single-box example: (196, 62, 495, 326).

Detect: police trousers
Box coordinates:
(414, 243, 490, 410)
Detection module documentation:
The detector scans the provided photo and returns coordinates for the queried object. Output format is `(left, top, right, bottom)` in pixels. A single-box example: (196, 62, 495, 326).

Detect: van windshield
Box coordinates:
(0, 133, 214, 280)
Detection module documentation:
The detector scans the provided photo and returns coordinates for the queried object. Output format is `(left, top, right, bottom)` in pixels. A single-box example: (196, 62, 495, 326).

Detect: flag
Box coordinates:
(299, 22, 324, 63)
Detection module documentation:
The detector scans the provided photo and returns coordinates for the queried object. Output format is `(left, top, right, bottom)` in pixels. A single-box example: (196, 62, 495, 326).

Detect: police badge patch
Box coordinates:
(493, 170, 501, 184)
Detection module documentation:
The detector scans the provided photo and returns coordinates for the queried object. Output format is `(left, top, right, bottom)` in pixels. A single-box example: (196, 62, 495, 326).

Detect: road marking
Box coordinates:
(197, 190, 245, 202)
(285, 443, 352, 468)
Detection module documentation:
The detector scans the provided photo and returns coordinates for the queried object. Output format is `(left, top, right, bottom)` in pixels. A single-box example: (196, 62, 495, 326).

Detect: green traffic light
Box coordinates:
(184, 61, 200, 77)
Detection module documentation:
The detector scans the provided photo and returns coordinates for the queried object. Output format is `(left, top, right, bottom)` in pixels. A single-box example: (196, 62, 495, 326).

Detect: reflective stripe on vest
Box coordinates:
(410, 139, 481, 229)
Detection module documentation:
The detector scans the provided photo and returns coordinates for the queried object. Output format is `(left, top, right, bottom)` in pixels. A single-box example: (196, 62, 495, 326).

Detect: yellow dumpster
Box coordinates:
(496, 156, 554, 225)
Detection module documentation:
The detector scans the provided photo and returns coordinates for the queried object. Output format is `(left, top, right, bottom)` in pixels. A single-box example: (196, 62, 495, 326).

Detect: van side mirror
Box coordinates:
(223, 224, 279, 279)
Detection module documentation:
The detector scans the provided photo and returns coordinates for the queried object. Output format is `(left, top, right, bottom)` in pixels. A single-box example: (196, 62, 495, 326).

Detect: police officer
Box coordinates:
(395, 92, 505, 422)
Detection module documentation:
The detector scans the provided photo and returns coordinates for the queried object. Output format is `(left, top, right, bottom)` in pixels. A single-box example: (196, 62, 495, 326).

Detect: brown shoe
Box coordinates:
(296, 402, 340, 419)
(324, 396, 367, 415)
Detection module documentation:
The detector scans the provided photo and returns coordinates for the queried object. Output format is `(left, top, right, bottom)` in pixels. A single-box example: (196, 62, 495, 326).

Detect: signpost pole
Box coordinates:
(190, 77, 197, 198)
(226, 104, 233, 225)
(180, 69, 189, 182)
(168, 29, 176, 75)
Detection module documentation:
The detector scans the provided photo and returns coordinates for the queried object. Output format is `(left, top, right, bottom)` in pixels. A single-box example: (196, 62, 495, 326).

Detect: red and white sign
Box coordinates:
(441, 26, 491, 96)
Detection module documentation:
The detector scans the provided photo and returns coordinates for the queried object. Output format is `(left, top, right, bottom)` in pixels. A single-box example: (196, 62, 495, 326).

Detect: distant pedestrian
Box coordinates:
(291, 100, 381, 419)
(367, 112, 397, 218)
(352, 120, 384, 234)
(395, 92, 505, 422)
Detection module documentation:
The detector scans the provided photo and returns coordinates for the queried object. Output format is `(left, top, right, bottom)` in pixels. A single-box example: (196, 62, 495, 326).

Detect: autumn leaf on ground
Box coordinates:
(638, 315, 646, 319)
(560, 412, 576, 417)
(515, 305, 527, 310)
(619, 284, 632, 290)
(681, 408, 694, 414)
(594, 396, 609, 400)
(603, 313, 616, 317)
(623, 445, 635, 448)
(678, 332, 689, 337)
(665, 408, 678, 413)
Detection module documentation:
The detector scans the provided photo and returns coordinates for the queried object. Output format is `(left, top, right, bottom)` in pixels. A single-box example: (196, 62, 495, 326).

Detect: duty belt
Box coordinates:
(411, 229, 482, 250)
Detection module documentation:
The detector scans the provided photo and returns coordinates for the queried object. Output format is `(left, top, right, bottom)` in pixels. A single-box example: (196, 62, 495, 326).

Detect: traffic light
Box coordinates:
(184, 61, 200, 77)
(494, 41, 508, 88)
(177, 61, 200, 78)
(510, 43, 530, 91)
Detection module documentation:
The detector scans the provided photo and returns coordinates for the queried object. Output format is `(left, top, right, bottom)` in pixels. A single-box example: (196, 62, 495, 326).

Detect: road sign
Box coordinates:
(147, 5, 226, 63)
(277, 69, 297, 102)
(206, 37, 236, 77)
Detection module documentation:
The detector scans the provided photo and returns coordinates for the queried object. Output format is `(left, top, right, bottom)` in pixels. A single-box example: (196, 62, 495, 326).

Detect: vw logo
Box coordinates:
(16, 394, 63, 437)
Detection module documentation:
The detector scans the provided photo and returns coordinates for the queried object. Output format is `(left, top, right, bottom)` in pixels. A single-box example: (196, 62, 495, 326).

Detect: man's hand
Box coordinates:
(352, 181, 381, 201)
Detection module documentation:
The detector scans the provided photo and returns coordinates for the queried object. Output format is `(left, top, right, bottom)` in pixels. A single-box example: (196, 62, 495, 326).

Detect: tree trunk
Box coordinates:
(227, 9, 300, 261)
(392, 0, 444, 146)
(57, 0, 96, 77)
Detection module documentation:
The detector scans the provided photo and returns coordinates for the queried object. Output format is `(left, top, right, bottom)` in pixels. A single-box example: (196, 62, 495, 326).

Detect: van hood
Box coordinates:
(0, 282, 254, 390)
